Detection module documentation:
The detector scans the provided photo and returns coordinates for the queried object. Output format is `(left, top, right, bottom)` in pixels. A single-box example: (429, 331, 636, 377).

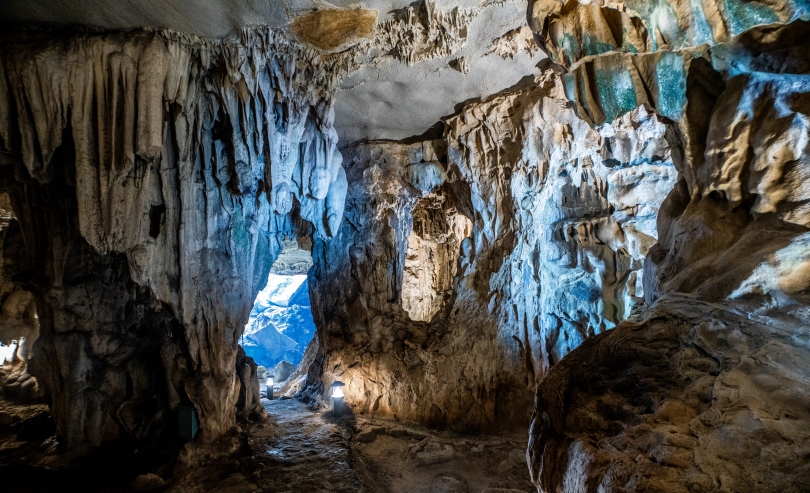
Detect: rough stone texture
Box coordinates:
(290, 9, 378, 53)
(310, 72, 677, 430)
(529, 294, 810, 492)
(529, 0, 810, 69)
(0, 1, 412, 38)
(527, 12, 810, 493)
(334, 0, 548, 144)
(0, 0, 548, 146)
(0, 28, 348, 451)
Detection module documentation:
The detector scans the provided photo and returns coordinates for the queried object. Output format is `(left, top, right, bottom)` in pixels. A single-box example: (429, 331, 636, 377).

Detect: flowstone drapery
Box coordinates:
(0, 28, 348, 451)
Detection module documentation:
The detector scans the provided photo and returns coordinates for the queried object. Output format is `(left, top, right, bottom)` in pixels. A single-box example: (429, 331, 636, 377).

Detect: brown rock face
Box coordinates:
(529, 295, 810, 492)
(290, 9, 378, 52)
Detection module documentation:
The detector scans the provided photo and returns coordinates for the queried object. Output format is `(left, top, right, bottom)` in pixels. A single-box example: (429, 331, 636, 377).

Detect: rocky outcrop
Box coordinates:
(0, 28, 348, 451)
(309, 70, 678, 430)
(527, 10, 810, 493)
(529, 0, 810, 69)
(529, 294, 810, 492)
(243, 274, 316, 368)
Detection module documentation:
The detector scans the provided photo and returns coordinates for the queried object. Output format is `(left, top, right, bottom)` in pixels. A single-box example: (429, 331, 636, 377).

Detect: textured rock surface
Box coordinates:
(0, 28, 348, 451)
(310, 73, 677, 430)
(243, 273, 316, 368)
(529, 0, 810, 68)
(334, 0, 547, 143)
(0, 0, 548, 145)
(528, 13, 810, 493)
(0, 3, 807, 491)
(530, 294, 810, 492)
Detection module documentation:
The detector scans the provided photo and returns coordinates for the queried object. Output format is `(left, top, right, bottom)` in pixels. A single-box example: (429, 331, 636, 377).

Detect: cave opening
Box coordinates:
(0, 341, 16, 366)
(243, 237, 316, 396)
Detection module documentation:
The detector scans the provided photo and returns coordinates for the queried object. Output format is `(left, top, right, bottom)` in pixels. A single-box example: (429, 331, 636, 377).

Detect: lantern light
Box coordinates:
(331, 380, 345, 417)
(266, 375, 275, 400)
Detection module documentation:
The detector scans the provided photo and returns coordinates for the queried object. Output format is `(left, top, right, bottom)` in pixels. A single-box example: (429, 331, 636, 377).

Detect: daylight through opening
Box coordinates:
(243, 238, 315, 393)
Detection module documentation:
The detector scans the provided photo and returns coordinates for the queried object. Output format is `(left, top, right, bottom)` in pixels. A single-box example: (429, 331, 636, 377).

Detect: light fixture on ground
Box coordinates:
(331, 380, 345, 417)
(266, 374, 274, 400)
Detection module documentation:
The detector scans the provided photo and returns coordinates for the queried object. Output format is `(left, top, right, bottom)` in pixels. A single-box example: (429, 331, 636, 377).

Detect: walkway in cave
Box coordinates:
(251, 398, 365, 493)
(169, 396, 535, 493)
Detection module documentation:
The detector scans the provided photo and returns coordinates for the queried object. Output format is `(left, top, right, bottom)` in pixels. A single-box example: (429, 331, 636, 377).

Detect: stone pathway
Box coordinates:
(349, 417, 535, 493)
(166, 397, 367, 493)
(253, 398, 366, 492)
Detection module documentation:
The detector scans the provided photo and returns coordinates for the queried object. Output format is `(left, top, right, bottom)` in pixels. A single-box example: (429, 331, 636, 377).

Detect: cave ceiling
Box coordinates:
(0, 0, 546, 145)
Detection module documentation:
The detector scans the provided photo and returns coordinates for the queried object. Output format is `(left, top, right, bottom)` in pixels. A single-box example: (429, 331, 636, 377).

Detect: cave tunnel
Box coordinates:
(245, 238, 317, 397)
(0, 2, 810, 493)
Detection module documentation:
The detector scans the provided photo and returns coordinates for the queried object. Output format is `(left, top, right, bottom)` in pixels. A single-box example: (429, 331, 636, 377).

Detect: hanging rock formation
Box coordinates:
(0, 28, 348, 452)
(0, 3, 807, 491)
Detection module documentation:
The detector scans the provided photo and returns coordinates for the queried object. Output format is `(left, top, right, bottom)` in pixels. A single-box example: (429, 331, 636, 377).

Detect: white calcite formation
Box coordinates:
(0, 3, 807, 491)
(310, 72, 677, 429)
(0, 28, 348, 451)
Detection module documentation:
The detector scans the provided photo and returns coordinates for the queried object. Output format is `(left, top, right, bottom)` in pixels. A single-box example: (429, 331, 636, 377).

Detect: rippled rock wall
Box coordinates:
(0, 28, 348, 451)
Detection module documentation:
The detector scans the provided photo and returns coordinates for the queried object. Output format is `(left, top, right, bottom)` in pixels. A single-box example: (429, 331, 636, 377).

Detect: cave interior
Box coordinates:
(0, 0, 809, 492)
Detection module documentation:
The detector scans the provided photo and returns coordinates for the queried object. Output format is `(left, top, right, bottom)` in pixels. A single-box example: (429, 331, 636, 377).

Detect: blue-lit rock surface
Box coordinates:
(310, 74, 678, 430)
(0, 27, 349, 451)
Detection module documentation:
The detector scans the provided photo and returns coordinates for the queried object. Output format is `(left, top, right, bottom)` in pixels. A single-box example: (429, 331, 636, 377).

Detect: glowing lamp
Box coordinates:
(331, 380, 345, 417)
(266, 375, 274, 400)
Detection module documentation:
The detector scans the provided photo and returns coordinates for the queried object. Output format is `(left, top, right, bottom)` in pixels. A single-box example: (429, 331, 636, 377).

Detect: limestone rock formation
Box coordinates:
(333, 0, 547, 143)
(243, 274, 316, 368)
(310, 72, 677, 430)
(0, 3, 807, 492)
(529, 0, 810, 68)
(527, 10, 810, 493)
(0, 28, 348, 451)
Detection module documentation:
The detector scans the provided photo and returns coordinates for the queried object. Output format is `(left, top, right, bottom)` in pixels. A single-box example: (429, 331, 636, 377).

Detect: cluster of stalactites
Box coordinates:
(0, 26, 348, 245)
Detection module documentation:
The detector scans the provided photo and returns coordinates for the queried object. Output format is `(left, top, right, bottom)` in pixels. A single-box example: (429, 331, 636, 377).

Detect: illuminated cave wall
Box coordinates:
(0, 28, 347, 451)
(309, 88, 679, 428)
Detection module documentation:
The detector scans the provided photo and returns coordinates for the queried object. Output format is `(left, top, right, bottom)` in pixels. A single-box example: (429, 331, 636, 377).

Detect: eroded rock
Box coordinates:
(527, 13, 810, 493)
(0, 27, 348, 451)
(311, 72, 677, 430)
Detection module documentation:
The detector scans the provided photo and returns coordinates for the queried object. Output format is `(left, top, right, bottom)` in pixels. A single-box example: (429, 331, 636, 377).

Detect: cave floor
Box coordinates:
(172, 397, 535, 493)
(0, 396, 535, 492)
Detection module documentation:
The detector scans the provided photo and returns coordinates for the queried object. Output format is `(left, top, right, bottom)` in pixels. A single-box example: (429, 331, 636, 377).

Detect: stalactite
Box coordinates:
(0, 27, 348, 451)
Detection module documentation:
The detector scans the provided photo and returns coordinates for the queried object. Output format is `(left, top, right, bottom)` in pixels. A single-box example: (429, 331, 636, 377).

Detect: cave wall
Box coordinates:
(310, 71, 679, 429)
(0, 28, 348, 451)
(526, 1, 810, 489)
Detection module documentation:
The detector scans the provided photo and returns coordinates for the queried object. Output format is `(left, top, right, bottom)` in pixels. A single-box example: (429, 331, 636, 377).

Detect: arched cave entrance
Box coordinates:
(243, 237, 316, 396)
